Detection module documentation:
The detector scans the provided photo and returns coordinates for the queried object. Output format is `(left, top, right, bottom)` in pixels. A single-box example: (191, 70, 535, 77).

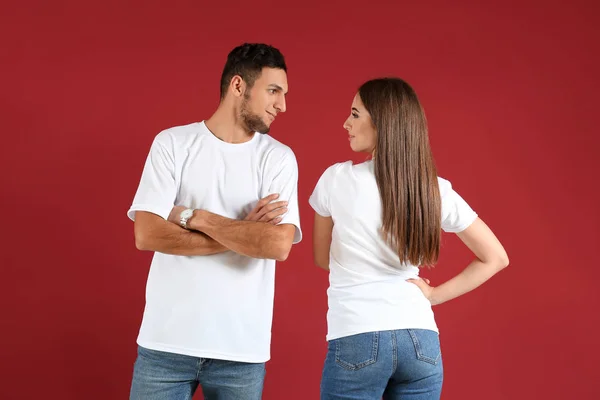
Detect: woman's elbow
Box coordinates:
(314, 255, 329, 270)
(499, 253, 510, 269)
(495, 250, 510, 270)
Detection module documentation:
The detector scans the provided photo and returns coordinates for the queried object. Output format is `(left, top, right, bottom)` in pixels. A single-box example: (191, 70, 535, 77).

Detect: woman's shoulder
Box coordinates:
(437, 176, 452, 197)
(437, 176, 468, 200)
(322, 160, 354, 175)
(438, 176, 452, 194)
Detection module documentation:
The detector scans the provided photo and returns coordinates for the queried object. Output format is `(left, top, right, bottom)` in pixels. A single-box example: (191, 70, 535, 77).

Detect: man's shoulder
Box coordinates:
(257, 134, 297, 162)
(154, 122, 203, 146)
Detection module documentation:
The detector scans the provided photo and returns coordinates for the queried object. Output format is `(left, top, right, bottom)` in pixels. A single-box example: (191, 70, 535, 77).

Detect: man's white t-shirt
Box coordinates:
(309, 160, 477, 341)
(128, 121, 302, 362)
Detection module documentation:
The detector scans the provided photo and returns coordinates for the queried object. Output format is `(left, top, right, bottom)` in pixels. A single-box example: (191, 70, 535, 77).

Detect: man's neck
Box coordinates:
(205, 104, 254, 144)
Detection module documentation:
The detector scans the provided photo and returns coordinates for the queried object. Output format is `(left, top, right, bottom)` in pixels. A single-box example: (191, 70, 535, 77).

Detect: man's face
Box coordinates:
(240, 67, 288, 134)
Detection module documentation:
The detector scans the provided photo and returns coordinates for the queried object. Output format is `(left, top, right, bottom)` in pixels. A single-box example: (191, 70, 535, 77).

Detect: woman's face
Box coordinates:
(343, 93, 377, 154)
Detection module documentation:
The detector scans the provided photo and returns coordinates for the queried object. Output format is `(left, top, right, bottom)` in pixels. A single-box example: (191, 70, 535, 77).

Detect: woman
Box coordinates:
(309, 78, 509, 400)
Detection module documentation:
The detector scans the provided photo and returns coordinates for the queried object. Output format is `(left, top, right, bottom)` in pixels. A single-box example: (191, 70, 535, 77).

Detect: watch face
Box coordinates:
(181, 209, 194, 219)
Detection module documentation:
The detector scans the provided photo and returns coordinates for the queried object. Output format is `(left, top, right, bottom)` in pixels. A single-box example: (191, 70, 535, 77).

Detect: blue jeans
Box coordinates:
(130, 346, 266, 400)
(321, 330, 443, 400)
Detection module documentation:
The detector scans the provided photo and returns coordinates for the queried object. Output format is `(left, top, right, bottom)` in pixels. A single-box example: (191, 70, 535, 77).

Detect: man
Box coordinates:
(127, 43, 301, 399)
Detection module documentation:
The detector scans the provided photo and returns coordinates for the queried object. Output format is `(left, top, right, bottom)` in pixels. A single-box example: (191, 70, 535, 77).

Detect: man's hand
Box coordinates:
(167, 194, 288, 229)
(244, 194, 288, 224)
(168, 205, 187, 226)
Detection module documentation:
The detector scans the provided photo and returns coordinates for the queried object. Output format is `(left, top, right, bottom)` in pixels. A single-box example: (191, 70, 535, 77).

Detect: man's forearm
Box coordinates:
(135, 211, 229, 256)
(189, 210, 292, 261)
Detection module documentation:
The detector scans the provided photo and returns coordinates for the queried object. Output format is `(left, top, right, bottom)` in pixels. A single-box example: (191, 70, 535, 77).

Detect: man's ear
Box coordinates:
(229, 75, 246, 98)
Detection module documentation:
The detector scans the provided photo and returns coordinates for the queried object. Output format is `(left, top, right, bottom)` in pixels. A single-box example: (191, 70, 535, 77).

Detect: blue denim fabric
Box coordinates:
(130, 346, 265, 400)
(321, 329, 443, 400)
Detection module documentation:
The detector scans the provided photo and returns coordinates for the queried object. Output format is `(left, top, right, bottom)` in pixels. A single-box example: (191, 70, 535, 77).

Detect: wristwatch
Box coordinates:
(179, 208, 195, 229)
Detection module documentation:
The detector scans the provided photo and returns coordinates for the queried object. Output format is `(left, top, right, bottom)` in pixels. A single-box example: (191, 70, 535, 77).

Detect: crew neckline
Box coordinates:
(198, 121, 260, 150)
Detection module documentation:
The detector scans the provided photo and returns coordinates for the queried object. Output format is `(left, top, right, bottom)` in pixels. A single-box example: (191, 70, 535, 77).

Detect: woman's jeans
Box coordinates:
(321, 329, 443, 400)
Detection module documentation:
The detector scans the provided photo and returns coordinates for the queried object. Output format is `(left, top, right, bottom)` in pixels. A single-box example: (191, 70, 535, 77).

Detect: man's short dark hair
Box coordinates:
(220, 43, 287, 99)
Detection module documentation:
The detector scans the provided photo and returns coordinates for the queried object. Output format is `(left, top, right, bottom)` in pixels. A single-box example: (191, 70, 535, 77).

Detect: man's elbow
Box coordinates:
(135, 234, 148, 251)
(274, 235, 294, 261)
(134, 230, 154, 251)
(274, 242, 292, 262)
(273, 227, 295, 262)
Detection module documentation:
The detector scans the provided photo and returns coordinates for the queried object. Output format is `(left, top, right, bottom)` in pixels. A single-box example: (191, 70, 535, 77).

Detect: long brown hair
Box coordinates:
(358, 78, 441, 267)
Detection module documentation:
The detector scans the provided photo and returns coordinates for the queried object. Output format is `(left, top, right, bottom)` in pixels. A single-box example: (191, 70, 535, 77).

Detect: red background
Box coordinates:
(2, 1, 598, 399)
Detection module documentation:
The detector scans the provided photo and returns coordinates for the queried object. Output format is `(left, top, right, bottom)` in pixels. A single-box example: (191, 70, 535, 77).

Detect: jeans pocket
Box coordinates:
(334, 332, 379, 371)
(407, 329, 441, 365)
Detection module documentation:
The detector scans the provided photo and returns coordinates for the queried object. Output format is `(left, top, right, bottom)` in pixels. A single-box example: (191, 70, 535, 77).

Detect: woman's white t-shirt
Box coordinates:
(309, 160, 477, 341)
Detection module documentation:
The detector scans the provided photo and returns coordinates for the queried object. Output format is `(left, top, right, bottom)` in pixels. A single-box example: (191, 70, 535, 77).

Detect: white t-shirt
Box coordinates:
(309, 160, 477, 341)
(127, 121, 302, 362)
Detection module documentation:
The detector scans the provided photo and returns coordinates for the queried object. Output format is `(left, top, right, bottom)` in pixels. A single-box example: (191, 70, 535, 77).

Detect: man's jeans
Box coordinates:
(130, 345, 266, 400)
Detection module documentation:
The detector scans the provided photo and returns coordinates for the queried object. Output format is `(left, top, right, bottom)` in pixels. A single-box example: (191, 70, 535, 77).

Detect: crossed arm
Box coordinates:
(134, 194, 295, 261)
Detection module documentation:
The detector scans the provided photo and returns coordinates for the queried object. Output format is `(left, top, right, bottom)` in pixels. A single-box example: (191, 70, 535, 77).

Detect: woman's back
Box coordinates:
(310, 159, 477, 340)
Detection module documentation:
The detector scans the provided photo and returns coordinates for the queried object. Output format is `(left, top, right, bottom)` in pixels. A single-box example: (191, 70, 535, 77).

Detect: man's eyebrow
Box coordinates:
(269, 84, 287, 95)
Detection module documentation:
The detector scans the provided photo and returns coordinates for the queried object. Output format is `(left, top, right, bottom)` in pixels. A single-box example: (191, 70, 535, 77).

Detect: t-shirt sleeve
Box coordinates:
(439, 178, 478, 233)
(127, 133, 177, 221)
(267, 149, 302, 244)
(308, 164, 338, 218)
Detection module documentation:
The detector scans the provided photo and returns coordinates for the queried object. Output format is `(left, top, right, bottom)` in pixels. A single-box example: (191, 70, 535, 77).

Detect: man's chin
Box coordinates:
(256, 120, 271, 134)
(243, 114, 271, 134)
